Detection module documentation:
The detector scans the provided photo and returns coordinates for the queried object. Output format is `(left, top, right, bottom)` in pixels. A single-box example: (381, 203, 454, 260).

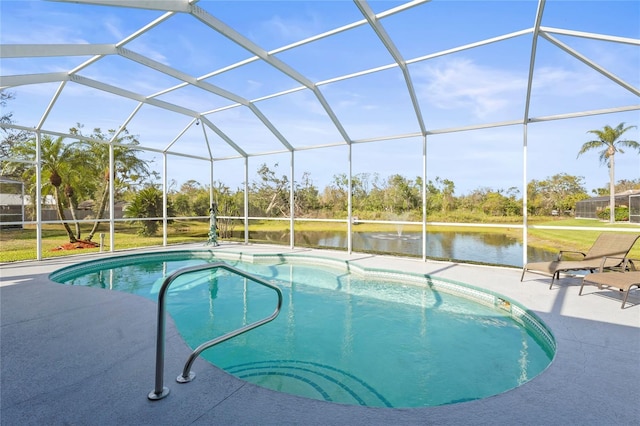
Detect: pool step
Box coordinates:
(225, 360, 392, 407)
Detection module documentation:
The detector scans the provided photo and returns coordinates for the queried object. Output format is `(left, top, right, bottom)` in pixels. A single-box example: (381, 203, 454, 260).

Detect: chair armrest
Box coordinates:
(598, 256, 637, 272)
(557, 250, 586, 261)
(623, 258, 639, 271)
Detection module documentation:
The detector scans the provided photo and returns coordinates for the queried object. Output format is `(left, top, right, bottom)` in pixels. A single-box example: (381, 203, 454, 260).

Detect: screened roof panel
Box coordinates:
(550, 35, 640, 89)
(124, 12, 256, 77)
(72, 54, 187, 96)
(0, 1, 164, 45)
(541, 1, 640, 38)
(411, 37, 532, 129)
(122, 104, 196, 152)
(381, 1, 538, 60)
(163, 124, 213, 159)
(366, 0, 427, 15)
(272, 24, 396, 83)
(319, 68, 420, 141)
(528, 38, 639, 118)
(0, 56, 95, 76)
(199, 0, 366, 51)
(201, 59, 303, 101)
(191, 120, 247, 161)
(253, 90, 348, 149)
(206, 106, 290, 155)
(42, 83, 142, 133)
(1, 0, 638, 184)
(153, 83, 236, 114)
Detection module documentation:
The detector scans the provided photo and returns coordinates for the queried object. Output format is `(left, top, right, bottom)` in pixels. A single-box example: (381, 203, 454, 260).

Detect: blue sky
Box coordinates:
(1, 0, 638, 196)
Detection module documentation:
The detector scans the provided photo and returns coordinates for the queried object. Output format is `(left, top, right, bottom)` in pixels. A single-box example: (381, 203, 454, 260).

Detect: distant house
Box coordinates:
(0, 193, 25, 228)
(1, 192, 57, 225)
(0, 179, 24, 228)
(575, 190, 640, 222)
(1, 178, 71, 225)
(0, 184, 126, 225)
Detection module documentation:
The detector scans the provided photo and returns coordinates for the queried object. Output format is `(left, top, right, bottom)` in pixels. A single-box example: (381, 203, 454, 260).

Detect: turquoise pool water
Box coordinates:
(50, 250, 554, 408)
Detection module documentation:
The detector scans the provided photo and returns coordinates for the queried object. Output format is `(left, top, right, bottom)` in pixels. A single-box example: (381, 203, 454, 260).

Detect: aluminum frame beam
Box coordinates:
(354, 0, 427, 135)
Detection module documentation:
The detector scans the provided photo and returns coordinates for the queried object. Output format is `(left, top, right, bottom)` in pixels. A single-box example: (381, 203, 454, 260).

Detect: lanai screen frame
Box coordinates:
(1, 0, 639, 262)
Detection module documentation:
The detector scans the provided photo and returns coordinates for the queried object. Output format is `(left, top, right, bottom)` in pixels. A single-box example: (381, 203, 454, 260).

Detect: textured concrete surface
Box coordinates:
(2, 244, 639, 425)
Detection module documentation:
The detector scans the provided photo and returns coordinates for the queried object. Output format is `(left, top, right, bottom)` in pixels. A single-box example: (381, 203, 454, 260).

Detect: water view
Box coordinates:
(232, 230, 554, 267)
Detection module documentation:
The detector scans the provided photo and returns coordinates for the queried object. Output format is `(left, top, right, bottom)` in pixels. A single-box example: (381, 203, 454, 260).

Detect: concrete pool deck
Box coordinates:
(1, 243, 639, 425)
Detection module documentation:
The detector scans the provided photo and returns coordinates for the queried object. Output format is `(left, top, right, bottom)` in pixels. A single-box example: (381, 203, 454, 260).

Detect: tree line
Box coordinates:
(168, 164, 639, 223)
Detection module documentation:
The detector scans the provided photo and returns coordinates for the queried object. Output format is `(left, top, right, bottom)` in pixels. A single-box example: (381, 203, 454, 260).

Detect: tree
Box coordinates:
(0, 91, 30, 160)
(527, 173, 589, 215)
(577, 123, 639, 223)
(249, 163, 290, 217)
(2, 135, 82, 242)
(72, 126, 154, 241)
(438, 177, 455, 213)
(592, 178, 640, 196)
(124, 185, 172, 236)
(424, 177, 455, 215)
(293, 172, 320, 216)
(385, 174, 420, 213)
(169, 180, 204, 216)
(212, 181, 242, 238)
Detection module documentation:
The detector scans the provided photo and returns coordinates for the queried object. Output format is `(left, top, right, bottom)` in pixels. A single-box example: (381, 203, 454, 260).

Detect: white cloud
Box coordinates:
(103, 16, 125, 41)
(246, 79, 263, 92)
(532, 66, 614, 96)
(127, 40, 169, 66)
(413, 58, 526, 119)
(261, 14, 320, 43)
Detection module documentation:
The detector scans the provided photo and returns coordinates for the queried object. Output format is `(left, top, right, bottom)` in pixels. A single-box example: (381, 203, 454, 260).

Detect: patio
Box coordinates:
(1, 244, 639, 425)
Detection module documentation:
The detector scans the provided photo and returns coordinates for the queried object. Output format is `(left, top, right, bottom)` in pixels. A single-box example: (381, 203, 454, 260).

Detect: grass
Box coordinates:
(527, 219, 640, 256)
(0, 221, 210, 263)
(1, 217, 638, 263)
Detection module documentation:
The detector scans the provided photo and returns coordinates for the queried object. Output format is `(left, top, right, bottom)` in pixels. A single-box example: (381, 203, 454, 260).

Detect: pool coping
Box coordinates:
(2, 243, 639, 425)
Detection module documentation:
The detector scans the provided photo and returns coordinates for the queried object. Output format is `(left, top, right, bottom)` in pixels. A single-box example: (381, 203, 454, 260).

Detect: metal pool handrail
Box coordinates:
(148, 262, 283, 401)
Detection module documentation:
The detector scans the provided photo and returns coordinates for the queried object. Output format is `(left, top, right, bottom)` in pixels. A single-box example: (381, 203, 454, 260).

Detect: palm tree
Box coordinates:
(3, 135, 82, 242)
(577, 123, 639, 223)
(74, 128, 153, 242)
(123, 185, 165, 236)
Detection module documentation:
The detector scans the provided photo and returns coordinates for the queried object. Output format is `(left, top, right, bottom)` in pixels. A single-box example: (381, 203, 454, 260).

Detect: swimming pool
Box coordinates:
(50, 250, 555, 408)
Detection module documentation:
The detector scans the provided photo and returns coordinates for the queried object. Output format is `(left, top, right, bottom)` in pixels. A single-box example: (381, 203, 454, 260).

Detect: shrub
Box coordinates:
(124, 186, 174, 236)
(596, 206, 629, 221)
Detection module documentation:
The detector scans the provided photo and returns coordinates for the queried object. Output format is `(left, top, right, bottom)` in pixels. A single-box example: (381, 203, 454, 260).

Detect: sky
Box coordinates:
(1, 0, 639, 196)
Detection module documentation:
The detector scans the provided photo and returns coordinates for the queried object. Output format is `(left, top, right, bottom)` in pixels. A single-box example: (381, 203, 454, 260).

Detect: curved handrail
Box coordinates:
(148, 262, 283, 401)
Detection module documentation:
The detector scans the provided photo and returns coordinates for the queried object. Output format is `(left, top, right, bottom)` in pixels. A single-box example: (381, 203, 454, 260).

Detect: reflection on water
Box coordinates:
(231, 230, 554, 267)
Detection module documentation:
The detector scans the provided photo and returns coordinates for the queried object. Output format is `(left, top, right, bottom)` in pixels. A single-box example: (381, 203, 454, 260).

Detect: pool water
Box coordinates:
(51, 251, 554, 408)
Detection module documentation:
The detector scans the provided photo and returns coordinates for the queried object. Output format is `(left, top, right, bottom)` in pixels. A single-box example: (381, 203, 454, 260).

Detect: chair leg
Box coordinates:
(579, 279, 586, 296)
(621, 290, 629, 309)
(520, 267, 527, 282)
(549, 272, 558, 290)
(621, 284, 639, 309)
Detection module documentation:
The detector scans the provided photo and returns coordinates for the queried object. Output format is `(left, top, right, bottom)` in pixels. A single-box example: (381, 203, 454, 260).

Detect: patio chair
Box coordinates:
(520, 233, 639, 289)
(579, 257, 640, 309)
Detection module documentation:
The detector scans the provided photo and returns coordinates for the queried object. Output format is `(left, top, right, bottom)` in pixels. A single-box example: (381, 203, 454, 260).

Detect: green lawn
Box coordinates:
(0, 221, 210, 262)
